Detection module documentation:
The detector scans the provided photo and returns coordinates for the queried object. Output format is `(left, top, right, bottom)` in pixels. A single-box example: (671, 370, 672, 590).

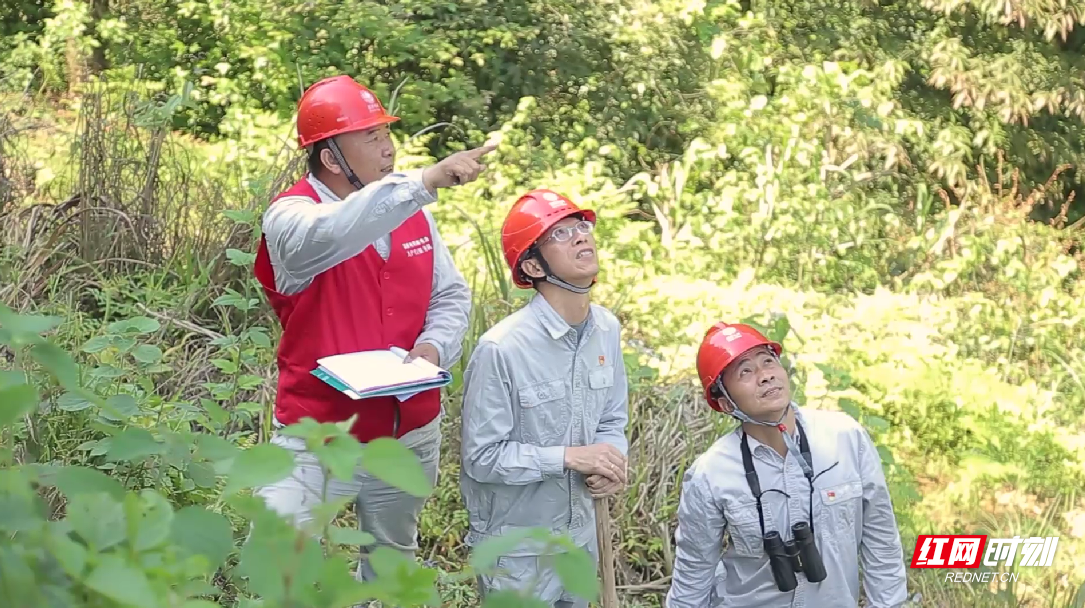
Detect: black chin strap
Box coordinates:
(528, 246, 592, 295)
(325, 137, 366, 190)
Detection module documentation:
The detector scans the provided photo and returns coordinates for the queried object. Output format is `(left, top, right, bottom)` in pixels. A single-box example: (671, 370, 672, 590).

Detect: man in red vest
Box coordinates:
(252, 75, 493, 583)
(459, 189, 630, 607)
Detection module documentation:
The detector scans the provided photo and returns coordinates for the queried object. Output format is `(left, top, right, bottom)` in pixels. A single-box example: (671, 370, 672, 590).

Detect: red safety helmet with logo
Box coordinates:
(697, 322, 782, 412)
(296, 75, 400, 148)
(501, 189, 597, 288)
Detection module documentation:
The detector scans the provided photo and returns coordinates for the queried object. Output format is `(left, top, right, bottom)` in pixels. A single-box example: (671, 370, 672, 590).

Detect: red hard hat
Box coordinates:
(697, 322, 782, 412)
(501, 189, 597, 289)
(296, 75, 400, 148)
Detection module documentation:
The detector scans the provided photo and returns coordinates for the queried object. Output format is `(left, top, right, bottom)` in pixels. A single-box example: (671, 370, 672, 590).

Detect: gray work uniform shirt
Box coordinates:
(459, 293, 630, 555)
(665, 407, 909, 608)
(259, 170, 471, 369)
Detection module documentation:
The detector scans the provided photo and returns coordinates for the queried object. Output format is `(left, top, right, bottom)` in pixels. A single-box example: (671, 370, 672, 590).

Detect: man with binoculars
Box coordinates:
(664, 322, 908, 607)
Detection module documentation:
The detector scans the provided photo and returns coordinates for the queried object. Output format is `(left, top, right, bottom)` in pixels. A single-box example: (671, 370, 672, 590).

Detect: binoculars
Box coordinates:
(763, 521, 827, 592)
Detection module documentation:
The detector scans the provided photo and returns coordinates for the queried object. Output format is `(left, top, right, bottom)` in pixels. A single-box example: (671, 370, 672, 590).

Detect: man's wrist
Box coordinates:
(411, 167, 439, 201)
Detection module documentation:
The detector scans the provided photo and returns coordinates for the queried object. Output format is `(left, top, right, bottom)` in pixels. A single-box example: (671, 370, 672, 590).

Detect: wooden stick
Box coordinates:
(595, 497, 619, 608)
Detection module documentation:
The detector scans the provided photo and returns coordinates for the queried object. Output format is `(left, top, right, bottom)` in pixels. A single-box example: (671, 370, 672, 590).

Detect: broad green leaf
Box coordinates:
(67, 493, 127, 551)
(53, 465, 126, 501)
(224, 443, 295, 495)
(127, 491, 174, 552)
(184, 602, 223, 608)
(107, 427, 163, 462)
(0, 544, 37, 606)
(482, 590, 553, 608)
(194, 433, 240, 463)
(186, 461, 218, 488)
(365, 547, 440, 606)
(247, 329, 271, 348)
(329, 526, 377, 546)
(877, 444, 896, 465)
(0, 369, 27, 388)
(361, 438, 433, 498)
(102, 393, 140, 421)
(81, 335, 113, 353)
(312, 435, 364, 481)
(864, 415, 891, 432)
(769, 314, 791, 343)
(57, 391, 94, 412)
(29, 342, 80, 390)
(0, 383, 38, 427)
(47, 525, 88, 578)
(0, 308, 63, 335)
(238, 509, 313, 603)
(468, 527, 547, 571)
(307, 496, 355, 534)
(550, 547, 599, 600)
(171, 506, 234, 571)
(226, 248, 257, 266)
(107, 316, 160, 335)
(112, 336, 136, 352)
(84, 554, 161, 608)
(131, 344, 163, 364)
(0, 492, 42, 533)
(837, 398, 862, 420)
(211, 358, 239, 374)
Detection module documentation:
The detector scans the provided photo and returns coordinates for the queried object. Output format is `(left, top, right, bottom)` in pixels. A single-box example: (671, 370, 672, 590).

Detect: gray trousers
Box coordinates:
(476, 534, 599, 608)
(253, 414, 442, 582)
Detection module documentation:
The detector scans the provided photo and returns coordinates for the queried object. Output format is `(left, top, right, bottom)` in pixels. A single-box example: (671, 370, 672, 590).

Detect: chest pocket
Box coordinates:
(517, 379, 570, 446)
(586, 364, 614, 417)
(724, 500, 771, 558)
(818, 480, 863, 548)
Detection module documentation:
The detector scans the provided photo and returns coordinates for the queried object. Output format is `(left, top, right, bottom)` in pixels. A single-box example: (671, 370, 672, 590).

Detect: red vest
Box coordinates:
(253, 177, 442, 443)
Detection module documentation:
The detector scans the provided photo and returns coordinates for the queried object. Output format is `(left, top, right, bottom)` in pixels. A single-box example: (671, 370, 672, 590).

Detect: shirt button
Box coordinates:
(386, 308, 394, 316)
(383, 271, 391, 280)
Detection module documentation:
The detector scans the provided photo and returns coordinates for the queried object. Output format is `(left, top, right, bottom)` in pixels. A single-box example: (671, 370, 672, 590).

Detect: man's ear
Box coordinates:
(520, 257, 545, 280)
(320, 148, 343, 175)
(717, 398, 735, 414)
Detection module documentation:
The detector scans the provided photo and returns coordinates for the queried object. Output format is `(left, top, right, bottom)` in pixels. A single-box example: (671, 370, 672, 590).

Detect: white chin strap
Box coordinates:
(528, 247, 592, 294)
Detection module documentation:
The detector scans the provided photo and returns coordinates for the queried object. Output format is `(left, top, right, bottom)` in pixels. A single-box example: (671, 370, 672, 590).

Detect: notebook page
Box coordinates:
(317, 350, 445, 393)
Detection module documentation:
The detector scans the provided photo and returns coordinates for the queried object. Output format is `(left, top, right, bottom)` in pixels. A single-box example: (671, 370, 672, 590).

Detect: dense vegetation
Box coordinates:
(2, 0, 1085, 607)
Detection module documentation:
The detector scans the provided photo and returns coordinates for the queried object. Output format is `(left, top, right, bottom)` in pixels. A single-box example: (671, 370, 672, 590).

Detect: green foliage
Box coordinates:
(2, 0, 1085, 606)
(0, 304, 598, 608)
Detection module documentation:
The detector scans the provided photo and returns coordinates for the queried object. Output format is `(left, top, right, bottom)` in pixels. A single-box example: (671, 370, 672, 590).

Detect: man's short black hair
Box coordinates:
(307, 139, 331, 177)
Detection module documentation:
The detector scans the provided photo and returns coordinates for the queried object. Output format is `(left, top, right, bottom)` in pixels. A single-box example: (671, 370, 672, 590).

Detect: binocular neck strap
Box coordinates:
(740, 419, 815, 537)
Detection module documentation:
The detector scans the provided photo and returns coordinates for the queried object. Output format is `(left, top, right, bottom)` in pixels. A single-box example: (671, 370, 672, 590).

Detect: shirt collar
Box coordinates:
(306, 173, 339, 203)
(739, 404, 808, 455)
(528, 292, 608, 340)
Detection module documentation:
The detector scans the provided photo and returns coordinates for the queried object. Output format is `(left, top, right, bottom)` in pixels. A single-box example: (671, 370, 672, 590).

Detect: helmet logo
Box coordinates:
(360, 90, 381, 112)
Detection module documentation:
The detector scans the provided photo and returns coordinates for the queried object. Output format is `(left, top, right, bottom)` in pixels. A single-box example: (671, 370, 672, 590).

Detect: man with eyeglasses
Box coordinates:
(665, 322, 908, 608)
(458, 189, 631, 607)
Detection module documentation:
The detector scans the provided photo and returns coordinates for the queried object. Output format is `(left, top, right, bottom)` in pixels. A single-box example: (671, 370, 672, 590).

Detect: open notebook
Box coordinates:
(311, 346, 452, 402)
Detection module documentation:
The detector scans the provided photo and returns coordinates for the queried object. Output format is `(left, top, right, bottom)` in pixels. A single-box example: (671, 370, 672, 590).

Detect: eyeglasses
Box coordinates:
(542, 220, 595, 245)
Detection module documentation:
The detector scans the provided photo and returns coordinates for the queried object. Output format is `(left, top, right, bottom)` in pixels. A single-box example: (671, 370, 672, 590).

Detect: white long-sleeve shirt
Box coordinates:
(259, 170, 471, 369)
(665, 406, 908, 608)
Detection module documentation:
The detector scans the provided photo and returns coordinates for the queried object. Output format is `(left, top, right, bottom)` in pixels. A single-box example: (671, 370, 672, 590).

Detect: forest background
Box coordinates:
(2, 0, 1085, 607)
